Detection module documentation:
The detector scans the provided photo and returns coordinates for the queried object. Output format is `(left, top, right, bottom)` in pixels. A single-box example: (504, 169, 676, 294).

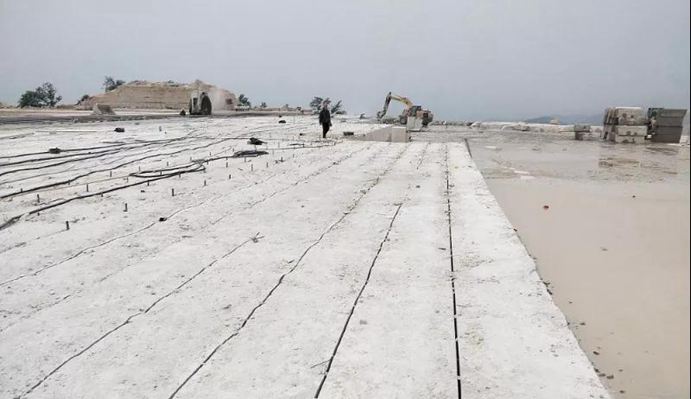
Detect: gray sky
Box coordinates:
(1, 0, 689, 120)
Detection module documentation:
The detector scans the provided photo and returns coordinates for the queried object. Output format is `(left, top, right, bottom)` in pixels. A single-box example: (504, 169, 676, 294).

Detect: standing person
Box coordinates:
(319, 103, 332, 139)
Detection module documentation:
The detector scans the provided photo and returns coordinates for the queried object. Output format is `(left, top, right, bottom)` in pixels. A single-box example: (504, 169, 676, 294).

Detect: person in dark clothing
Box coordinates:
(319, 105, 332, 139)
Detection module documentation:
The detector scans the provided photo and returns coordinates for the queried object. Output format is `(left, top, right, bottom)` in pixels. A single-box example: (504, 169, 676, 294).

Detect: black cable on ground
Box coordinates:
(0, 130, 337, 229)
(129, 163, 205, 178)
(0, 148, 126, 178)
(0, 150, 109, 167)
(0, 163, 205, 231)
(0, 136, 195, 161)
(0, 135, 241, 200)
(0, 136, 201, 177)
(0, 144, 124, 161)
(0, 139, 190, 186)
(1, 139, 337, 203)
(231, 150, 269, 158)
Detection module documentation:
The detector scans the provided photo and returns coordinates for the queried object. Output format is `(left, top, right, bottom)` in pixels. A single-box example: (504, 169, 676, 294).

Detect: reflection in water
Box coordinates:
(598, 156, 641, 168)
(596, 144, 687, 178)
(645, 146, 680, 156)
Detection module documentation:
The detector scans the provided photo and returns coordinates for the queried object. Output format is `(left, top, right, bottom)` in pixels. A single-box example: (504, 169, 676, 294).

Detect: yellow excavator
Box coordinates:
(376, 92, 433, 127)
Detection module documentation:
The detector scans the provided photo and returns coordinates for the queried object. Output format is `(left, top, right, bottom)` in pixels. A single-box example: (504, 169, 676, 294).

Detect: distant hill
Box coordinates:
(523, 116, 554, 124)
(523, 113, 603, 125)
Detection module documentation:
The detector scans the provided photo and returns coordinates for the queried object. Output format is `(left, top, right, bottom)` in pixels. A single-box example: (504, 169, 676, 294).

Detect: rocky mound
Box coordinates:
(78, 80, 237, 111)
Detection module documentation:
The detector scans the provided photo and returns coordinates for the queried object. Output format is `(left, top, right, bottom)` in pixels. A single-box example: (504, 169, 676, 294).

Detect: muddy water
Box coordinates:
(417, 127, 690, 398)
(487, 180, 689, 398)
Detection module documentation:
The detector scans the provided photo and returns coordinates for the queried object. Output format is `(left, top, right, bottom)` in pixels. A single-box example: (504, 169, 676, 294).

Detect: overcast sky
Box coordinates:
(1, 0, 689, 120)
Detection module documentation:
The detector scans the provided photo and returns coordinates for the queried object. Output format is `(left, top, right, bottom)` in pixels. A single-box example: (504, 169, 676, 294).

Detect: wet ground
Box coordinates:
(416, 126, 690, 399)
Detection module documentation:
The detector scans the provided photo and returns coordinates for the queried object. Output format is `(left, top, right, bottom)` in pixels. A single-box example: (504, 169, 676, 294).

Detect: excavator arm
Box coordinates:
(376, 92, 413, 120)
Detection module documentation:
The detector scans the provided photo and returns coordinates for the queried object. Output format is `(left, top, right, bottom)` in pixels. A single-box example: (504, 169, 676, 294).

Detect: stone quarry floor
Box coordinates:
(0, 116, 608, 398)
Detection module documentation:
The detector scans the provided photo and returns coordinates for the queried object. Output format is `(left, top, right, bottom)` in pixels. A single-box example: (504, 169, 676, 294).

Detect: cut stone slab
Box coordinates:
(317, 144, 458, 398)
(361, 126, 410, 142)
(447, 144, 610, 399)
(613, 125, 647, 137)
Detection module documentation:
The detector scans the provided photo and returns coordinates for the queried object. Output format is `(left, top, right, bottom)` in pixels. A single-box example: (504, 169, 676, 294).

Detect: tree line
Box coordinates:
(18, 76, 122, 108)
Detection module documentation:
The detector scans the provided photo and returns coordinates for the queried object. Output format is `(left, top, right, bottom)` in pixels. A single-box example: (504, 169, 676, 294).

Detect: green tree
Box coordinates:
(260, 102, 267, 109)
(18, 82, 62, 108)
(79, 94, 91, 103)
(238, 94, 251, 107)
(103, 76, 125, 92)
(18, 91, 43, 108)
(310, 96, 324, 110)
